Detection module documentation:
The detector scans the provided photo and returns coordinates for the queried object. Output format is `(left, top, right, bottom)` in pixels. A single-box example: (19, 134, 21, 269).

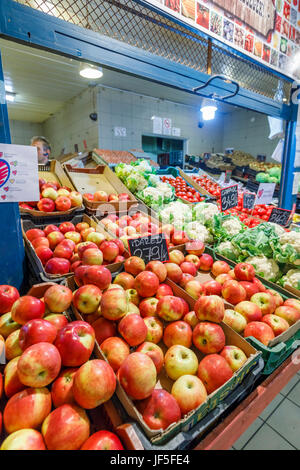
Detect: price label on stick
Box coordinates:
(268, 207, 292, 227)
(243, 192, 256, 210)
(128, 233, 170, 264)
(221, 184, 238, 212)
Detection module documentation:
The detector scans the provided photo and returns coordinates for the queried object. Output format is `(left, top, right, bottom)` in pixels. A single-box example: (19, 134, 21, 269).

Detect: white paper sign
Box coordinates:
(256, 183, 276, 205)
(163, 118, 172, 136)
(172, 127, 181, 137)
(152, 116, 162, 135)
(114, 127, 126, 137)
(0, 144, 39, 203)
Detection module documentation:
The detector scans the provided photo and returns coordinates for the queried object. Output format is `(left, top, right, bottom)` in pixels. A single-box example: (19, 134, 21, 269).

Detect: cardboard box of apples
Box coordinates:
(168, 243, 300, 373)
(22, 214, 129, 282)
(0, 282, 129, 450)
(66, 256, 261, 444)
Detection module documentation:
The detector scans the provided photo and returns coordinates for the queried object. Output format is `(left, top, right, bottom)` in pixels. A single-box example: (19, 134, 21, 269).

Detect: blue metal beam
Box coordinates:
(0, 50, 25, 290)
(0, 0, 293, 121)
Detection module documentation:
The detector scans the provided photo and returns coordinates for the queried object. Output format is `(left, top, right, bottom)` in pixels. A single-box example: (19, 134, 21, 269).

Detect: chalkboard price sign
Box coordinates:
(268, 207, 292, 227)
(221, 184, 239, 212)
(243, 192, 256, 210)
(128, 233, 170, 264)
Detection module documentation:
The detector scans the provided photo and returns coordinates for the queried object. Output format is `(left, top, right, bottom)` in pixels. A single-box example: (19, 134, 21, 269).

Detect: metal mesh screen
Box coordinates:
(13, 0, 292, 102)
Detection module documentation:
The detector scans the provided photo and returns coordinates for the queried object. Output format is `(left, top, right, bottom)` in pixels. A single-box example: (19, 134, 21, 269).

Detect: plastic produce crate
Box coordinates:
(213, 250, 300, 374)
(115, 357, 264, 450)
(22, 213, 127, 284)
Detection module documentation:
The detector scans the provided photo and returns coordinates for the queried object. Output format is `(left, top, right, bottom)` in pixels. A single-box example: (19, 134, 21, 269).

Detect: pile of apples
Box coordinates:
(170, 253, 300, 346)
(0, 283, 124, 450)
(71, 255, 249, 432)
(100, 211, 189, 250)
(19, 178, 83, 213)
(25, 220, 126, 275)
(83, 191, 131, 203)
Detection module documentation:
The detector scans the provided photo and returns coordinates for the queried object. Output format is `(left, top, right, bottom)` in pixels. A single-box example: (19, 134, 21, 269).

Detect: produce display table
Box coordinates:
(193, 352, 300, 450)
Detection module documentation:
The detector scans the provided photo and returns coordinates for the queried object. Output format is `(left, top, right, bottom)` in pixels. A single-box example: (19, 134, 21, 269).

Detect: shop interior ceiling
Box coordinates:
(1, 38, 236, 124)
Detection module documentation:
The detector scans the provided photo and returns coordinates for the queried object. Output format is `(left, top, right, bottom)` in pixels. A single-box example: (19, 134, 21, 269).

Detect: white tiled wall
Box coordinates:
(42, 87, 99, 159)
(222, 109, 279, 161)
(98, 87, 224, 154)
(9, 120, 43, 146)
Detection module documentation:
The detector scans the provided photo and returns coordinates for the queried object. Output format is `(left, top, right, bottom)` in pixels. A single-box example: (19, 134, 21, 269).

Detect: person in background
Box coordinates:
(30, 136, 52, 165)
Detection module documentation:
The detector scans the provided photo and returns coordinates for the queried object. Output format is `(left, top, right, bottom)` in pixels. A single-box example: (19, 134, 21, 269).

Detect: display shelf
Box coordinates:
(193, 353, 300, 450)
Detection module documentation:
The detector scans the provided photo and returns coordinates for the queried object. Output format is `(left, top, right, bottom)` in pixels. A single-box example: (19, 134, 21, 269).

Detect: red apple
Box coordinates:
(81, 431, 124, 450)
(45, 258, 70, 275)
(163, 321, 192, 348)
(145, 260, 167, 283)
(38, 198, 56, 212)
(244, 321, 275, 346)
(0, 285, 20, 314)
(234, 263, 255, 282)
(0, 313, 20, 339)
(266, 290, 284, 308)
(113, 272, 135, 290)
(222, 280, 247, 305)
(77, 241, 98, 259)
(0, 429, 46, 450)
(194, 295, 224, 323)
(139, 297, 159, 318)
(144, 317, 164, 344)
(211, 261, 231, 277)
(141, 389, 181, 430)
(17, 342, 61, 387)
(11, 296, 45, 325)
(184, 254, 201, 270)
(81, 248, 103, 266)
(185, 240, 205, 256)
(171, 375, 207, 415)
(42, 404, 90, 450)
(100, 336, 130, 371)
(165, 263, 183, 283)
(44, 314, 68, 331)
(4, 357, 26, 398)
(169, 250, 185, 265)
(134, 271, 160, 298)
(75, 222, 90, 233)
(215, 273, 232, 286)
(3, 387, 52, 434)
(197, 354, 233, 394)
(118, 314, 147, 346)
(101, 289, 128, 321)
(26, 228, 46, 242)
(136, 342, 164, 374)
(262, 314, 290, 337)
(72, 359, 116, 409)
(54, 321, 95, 367)
(252, 277, 266, 292)
(32, 237, 50, 250)
(47, 231, 65, 249)
(73, 285, 102, 314)
(82, 265, 112, 290)
(157, 296, 184, 322)
(274, 306, 300, 326)
(238, 281, 260, 300)
(284, 299, 300, 315)
(183, 311, 199, 329)
(5, 330, 22, 361)
(223, 309, 247, 334)
(234, 301, 263, 322)
(192, 322, 225, 354)
(185, 280, 205, 299)
(179, 273, 194, 288)
(118, 352, 157, 400)
(19, 319, 57, 351)
(44, 284, 73, 313)
(250, 292, 277, 316)
(51, 368, 78, 408)
(198, 254, 214, 271)
(220, 345, 248, 372)
(202, 280, 222, 296)
(91, 317, 116, 345)
(100, 241, 119, 262)
(94, 190, 108, 202)
(172, 231, 189, 245)
(156, 284, 174, 299)
(124, 256, 145, 276)
(180, 261, 197, 277)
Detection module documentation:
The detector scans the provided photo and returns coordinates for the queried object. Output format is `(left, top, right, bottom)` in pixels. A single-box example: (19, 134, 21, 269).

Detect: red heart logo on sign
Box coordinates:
(258, 189, 264, 198)
(12, 170, 17, 175)
(3, 187, 8, 192)
(1, 195, 6, 200)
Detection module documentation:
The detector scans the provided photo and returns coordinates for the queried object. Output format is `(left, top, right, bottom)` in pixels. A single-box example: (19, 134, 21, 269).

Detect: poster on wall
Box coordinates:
(0, 145, 39, 203)
(144, 0, 300, 79)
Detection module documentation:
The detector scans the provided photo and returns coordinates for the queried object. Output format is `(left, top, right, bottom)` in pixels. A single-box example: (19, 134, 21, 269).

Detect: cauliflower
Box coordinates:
(185, 221, 214, 244)
(245, 255, 280, 282)
(126, 171, 148, 193)
(138, 187, 164, 206)
(216, 240, 240, 261)
(221, 218, 243, 237)
(154, 182, 175, 202)
(132, 159, 153, 174)
(281, 269, 300, 290)
(279, 231, 300, 253)
(192, 202, 219, 225)
(263, 222, 286, 237)
(159, 201, 192, 230)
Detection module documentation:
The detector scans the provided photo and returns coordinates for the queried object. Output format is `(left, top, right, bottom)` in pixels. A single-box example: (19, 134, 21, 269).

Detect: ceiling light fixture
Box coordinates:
(200, 99, 217, 121)
(79, 63, 103, 79)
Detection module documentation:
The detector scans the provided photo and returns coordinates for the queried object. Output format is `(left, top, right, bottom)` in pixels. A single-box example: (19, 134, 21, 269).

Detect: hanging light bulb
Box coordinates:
(79, 63, 103, 79)
(200, 98, 217, 121)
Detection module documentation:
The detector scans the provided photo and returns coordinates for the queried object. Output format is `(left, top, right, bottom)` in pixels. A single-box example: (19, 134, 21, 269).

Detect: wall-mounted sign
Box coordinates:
(144, 0, 300, 79)
(256, 182, 276, 205)
(0, 145, 39, 203)
(114, 127, 127, 137)
(172, 127, 181, 136)
(163, 117, 172, 135)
